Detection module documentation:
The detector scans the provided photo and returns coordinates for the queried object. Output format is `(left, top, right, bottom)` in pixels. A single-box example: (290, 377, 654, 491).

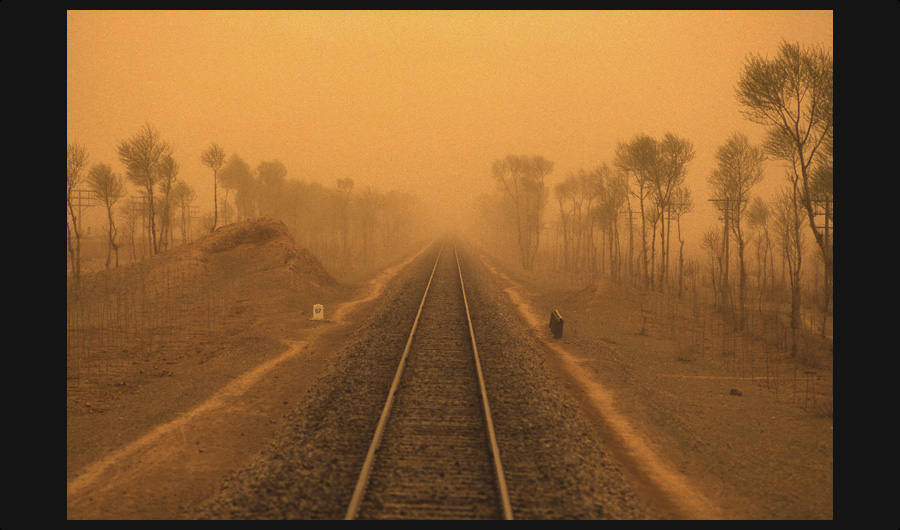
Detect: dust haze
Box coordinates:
(68, 10, 835, 520)
(68, 10, 832, 269)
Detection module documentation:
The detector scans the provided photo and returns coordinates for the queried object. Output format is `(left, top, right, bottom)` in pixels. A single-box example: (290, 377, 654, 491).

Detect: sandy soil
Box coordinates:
(66, 219, 428, 520)
(67, 221, 832, 519)
(477, 252, 833, 520)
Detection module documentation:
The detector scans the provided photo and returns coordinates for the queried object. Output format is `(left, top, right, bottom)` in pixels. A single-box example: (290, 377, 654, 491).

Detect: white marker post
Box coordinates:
(312, 304, 324, 321)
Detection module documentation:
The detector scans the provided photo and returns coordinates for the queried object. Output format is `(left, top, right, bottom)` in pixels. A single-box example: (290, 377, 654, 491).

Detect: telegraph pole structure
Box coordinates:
(811, 197, 832, 247)
(184, 204, 199, 245)
(70, 189, 95, 232)
(67, 188, 95, 278)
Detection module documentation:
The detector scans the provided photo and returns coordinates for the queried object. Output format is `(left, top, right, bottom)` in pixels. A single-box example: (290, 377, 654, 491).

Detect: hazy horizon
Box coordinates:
(67, 10, 833, 259)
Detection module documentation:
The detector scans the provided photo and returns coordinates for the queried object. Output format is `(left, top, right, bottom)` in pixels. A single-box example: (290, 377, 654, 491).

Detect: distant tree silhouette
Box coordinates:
(87, 163, 126, 269)
(118, 123, 171, 254)
(171, 180, 196, 245)
(615, 135, 656, 288)
(256, 159, 287, 218)
(651, 134, 695, 289)
(616, 133, 694, 290)
(492, 154, 552, 271)
(218, 154, 253, 223)
(201, 143, 226, 232)
(337, 178, 354, 270)
(708, 133, 765, 327)
(156, 154, 179, 251)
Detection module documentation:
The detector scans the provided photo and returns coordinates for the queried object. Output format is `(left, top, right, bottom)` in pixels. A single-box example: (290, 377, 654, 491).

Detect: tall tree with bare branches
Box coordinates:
(554, 178, 575, 273)
(87, 163, 125, 269)
(615, 134, 657, 288)
(257, 159, 287, 218)
(773, 183, 806, 357)
(492, 154, 552, 271)
(219, 153, 254, 223)
(670, 185, 693, 297)
(709, 133, 766, 327)
(118, 123, 171, 254)
(171, 180, 196, 245)
(201, 142, 226, 232)
(337, 178, 354, 271)
(737, 40, 833, 286)
(156, 154, 179, 251)
(652, 133, 695, 289)
(747, 197, 774, 308)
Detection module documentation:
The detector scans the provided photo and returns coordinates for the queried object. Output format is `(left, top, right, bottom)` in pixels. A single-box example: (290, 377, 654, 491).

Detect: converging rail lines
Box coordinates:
(344, 242, 513, 520)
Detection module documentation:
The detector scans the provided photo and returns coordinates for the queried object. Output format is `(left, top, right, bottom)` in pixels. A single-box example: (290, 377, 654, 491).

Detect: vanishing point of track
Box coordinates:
(344, 242, 513, 520)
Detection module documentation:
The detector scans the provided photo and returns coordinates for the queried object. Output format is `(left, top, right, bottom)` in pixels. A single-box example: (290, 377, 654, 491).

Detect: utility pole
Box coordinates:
(70, 189, 95, 233)
(811, 197, 832, 245)
(67, 189, 95, 278)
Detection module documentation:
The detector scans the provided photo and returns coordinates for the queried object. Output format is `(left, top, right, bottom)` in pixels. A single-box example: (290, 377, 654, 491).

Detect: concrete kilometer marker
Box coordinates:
(310, 304, 329, 321)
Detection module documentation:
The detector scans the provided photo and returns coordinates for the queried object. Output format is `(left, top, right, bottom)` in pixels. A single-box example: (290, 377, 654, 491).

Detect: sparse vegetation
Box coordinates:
(68, 11, 832, 518)
(471, 41, 832, 416)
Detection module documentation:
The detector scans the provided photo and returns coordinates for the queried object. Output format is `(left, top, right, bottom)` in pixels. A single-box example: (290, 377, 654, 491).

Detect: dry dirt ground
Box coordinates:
(67, 220, 832, 520)
(477, 251, 833, 520)
(67, 219, 426, 519)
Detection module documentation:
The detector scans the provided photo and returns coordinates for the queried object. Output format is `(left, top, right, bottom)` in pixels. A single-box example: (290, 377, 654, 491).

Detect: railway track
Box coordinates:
(344, 242, 513, 520)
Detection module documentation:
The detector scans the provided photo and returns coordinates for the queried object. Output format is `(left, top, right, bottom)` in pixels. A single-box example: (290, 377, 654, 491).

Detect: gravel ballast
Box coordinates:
(196, 242, 648, 519)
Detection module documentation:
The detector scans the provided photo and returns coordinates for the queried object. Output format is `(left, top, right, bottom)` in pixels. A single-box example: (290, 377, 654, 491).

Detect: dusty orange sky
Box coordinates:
(67, 10, 832, 252)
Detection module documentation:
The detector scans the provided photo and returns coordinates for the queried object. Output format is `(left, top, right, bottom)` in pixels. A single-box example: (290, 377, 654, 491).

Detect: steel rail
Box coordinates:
(343, 242, 513, 520)
(455, 246, 514, 520)
(343, 242, 444, 520)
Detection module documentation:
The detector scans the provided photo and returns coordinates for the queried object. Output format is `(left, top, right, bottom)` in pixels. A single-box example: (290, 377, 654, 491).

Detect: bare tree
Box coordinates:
(584, 166, 605, 277)
(653, 134, 695, 289)
(669, 185, 693, 297)
(171, 180, 196, 245)
(118, 123, 171, 254)
(554, 178, 575, 274)
(356, 186, 381, 268)
(219, 154, 255, 223)
(201, 143, 226, 232)
(747, 197, 774, 309)
(156, 154, 179, 252)
(708, 133, 766, 327)
(737, 40, 833, 286)
(492, 154, 552, 271)
(604, 170, 630, 282)
(120, 200, 140, 263)
(773, 183, 806, 357)
(67, 142, 89, 278)
(257, 159, 287, 218)
(615, 134, 657, 288)
(87, 163, 125, 269)
(562, 169, 591, 275)
(702, 228, 724, 307)
(337, 178, 354, 271)
(616, 133, 694, 290)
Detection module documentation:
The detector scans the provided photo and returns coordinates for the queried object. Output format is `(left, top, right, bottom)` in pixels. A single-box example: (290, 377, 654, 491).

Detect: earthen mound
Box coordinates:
(202, 217, 338, 290)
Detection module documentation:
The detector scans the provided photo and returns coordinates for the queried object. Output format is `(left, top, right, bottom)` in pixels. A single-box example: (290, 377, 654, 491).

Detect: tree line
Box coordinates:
(66, 124, 422, 279)
(479, 42, 832, 352)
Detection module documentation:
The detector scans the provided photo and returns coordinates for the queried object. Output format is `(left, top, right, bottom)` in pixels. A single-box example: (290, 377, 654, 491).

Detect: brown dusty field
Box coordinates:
(67, 219, 832, 519)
